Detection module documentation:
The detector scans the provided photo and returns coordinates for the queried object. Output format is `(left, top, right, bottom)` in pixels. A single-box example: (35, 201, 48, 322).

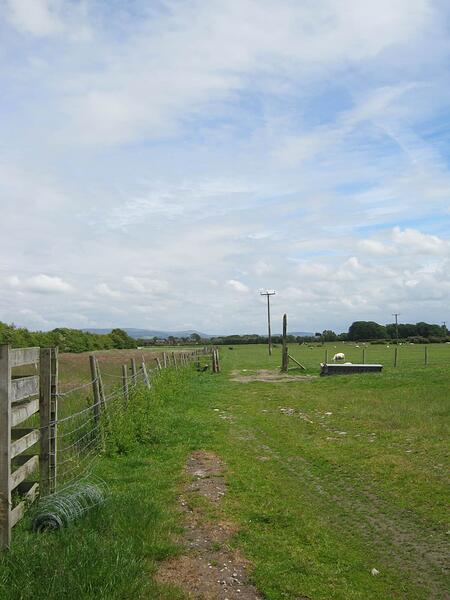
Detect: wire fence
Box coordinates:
(1, 345, 213, 548)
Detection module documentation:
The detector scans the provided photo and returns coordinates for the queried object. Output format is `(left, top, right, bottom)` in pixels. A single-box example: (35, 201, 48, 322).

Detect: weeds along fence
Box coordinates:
(0, 344, 213, 550)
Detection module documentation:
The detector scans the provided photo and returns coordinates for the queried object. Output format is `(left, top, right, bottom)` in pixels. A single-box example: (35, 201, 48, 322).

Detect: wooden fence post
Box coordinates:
(324, 349, 328, 364)
(94, 357, 105, 409)
(39, 347, 58, 496)
(130, 358, 137, 383)
(281, 314, 289, 372)
(362, 348, 366, 364)
(141, 359, 150, 389)
(0, 345, 11, 549)
(155, 357, 162, 371)
(89, 355, 101, 425)
(394, 346, 398, 368)
(122, 365, 129, 404)
(163, 352, 167, 368)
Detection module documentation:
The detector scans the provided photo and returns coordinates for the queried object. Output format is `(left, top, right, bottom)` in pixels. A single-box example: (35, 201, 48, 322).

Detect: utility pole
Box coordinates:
(392, 313, 400, 345)
(443, 321, 447, 335)
(260, 290, 276, 356)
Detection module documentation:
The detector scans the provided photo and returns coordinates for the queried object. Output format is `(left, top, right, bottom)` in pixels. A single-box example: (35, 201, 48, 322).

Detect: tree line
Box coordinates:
(1, 319, 448, 353)
(0, 322, 136, 353)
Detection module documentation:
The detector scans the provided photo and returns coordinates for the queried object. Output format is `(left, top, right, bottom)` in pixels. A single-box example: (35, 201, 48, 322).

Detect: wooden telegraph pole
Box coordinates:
(260, 290, 276, 356)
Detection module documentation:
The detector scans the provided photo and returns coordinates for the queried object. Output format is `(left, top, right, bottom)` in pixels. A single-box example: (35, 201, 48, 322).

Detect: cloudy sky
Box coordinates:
(1, 0, 450, 334)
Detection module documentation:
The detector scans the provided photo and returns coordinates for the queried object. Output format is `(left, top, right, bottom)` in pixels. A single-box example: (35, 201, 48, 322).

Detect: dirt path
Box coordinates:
(230, 369, 317, 383)
(156, 451, 262, 599)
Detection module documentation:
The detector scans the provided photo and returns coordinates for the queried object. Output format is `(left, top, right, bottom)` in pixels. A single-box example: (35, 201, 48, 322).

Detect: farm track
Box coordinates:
(230, 417, 449, 599)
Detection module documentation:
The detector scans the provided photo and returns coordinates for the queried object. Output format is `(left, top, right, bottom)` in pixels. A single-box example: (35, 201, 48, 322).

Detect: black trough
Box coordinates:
(320, 363, 383, 376)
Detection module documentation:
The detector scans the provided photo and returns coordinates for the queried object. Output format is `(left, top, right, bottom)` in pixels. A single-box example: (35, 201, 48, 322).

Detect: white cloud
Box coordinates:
(95, 283, 121, 298)
(227, 280, 250, 293)
(7, 274, 73, 294)
(6, 0, 64, 36)
(391, 226, 449, 254)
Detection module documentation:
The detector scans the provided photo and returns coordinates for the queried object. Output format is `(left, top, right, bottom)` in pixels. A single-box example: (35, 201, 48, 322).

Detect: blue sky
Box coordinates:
(1, 0, 450, 334)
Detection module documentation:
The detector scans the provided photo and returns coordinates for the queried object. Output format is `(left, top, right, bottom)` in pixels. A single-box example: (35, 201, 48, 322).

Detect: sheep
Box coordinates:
(333, 352, 345, 361)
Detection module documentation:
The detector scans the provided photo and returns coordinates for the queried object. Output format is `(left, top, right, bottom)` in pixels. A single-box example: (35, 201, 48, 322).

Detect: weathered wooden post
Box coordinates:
(94, 357, 105, 409)
(40, 347, 58, 496)
(130, 358, 137, 382)
(122, 365, 129, 404)
(89, 355, 101, 425)
(324, 349, 328, 364)
(281, 314, 289, 372)
(155, 357, 162, 371)
(163, 352, 167, 368)
(0, 345, 11, 549)
(362, 348, 366, 364)
(394, 346, 398, 368)
(141, 359, 150, 389)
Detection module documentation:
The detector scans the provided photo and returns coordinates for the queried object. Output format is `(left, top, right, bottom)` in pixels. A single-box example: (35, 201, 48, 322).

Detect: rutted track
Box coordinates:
(226, 411, 450, 599)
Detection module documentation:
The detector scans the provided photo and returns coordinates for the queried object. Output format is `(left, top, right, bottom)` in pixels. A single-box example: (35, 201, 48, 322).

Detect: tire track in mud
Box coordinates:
(231, 415, 449, 599)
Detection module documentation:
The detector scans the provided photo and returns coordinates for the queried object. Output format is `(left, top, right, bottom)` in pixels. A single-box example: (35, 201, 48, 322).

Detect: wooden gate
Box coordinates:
(0, 345, 58, 549)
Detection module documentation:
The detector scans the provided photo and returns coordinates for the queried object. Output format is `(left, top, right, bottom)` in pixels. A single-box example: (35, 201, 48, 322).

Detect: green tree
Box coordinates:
(348, 321, 386, 341)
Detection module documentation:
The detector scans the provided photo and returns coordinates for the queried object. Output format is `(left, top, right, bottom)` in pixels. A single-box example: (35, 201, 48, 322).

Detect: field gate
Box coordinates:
(0, 345, 58, 550)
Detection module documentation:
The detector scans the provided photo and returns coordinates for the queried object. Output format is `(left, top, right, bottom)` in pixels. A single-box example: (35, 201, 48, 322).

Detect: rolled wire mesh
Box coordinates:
(31, 476, 108, 532)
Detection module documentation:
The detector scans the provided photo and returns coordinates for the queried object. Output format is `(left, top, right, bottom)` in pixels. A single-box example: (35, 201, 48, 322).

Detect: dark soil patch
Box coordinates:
(231, 369, 317, 383)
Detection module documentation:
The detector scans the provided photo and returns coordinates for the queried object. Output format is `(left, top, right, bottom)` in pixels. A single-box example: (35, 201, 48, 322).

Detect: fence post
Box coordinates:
(89, 355, 101, 426)
(130, 358, 137, 383)
(95, 357, 105, 409)
(141, 359, 150, 389)
(163, 352, 167, 368)
(0, 345, 11, 549)
(122, 365, 129, 404)
(155, 357, 162, 371)
(281, 314, 289, 372)
(324, 349, 328, 364)
(39, 347, 58, 496)
(362, 348, 366, 364)
(394, 346, 398, 368)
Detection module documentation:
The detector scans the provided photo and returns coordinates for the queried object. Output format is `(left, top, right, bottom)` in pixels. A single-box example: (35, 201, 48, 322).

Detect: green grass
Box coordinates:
(1, 344, 449, 599)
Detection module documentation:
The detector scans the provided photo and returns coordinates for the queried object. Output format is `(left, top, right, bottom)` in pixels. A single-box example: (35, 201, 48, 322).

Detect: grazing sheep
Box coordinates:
(333, 352, 345, 361)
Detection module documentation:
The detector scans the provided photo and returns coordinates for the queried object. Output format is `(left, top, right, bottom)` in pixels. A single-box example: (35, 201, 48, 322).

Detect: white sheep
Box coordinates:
(333, 352, 345, 361)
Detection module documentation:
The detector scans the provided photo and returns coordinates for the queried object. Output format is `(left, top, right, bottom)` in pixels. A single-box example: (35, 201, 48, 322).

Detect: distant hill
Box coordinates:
(83, 328, 212, 339)
(290, 331, 315, 337)
(84, 328, 315, 339)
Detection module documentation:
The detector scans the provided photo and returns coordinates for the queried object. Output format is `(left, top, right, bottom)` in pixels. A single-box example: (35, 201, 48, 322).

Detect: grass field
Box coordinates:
(1, 343, 448, 599)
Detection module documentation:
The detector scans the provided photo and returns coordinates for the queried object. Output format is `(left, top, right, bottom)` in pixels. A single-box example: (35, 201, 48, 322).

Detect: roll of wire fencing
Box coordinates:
(31, 476, 107, 532)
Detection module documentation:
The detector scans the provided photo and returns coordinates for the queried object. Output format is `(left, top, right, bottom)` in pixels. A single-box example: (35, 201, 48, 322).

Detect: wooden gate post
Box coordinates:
(281, 314, 289, 372)
(0, 345, 12, 549)
(39, 347, 58, 496)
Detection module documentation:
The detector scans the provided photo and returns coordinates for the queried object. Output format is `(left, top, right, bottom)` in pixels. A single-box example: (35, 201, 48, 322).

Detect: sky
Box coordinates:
(1, 0, 450, 335)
